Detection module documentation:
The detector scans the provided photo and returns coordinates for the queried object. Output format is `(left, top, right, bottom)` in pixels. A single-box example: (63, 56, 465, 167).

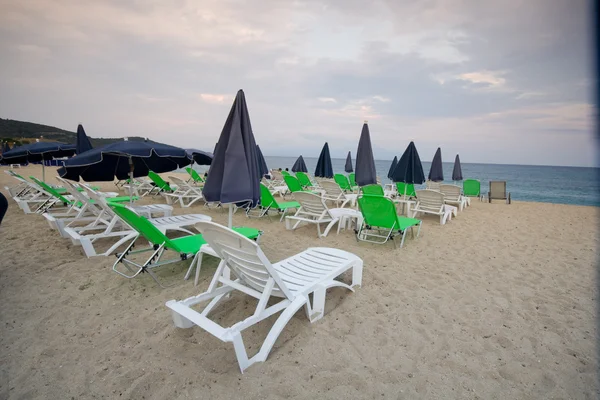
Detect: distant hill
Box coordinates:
(0, 118, 145, 147)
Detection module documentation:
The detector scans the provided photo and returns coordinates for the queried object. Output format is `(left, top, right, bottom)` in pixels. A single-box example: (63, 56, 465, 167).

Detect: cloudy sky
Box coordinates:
(0, 0, 595, 166)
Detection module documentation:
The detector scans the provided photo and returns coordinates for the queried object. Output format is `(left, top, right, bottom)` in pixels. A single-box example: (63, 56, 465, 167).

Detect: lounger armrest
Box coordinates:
(166, 300, 230, 339)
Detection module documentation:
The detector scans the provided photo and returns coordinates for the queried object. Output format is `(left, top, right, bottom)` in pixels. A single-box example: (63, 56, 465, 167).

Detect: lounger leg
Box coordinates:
(352, 260, 363, 287)
(309, 286, 326, 322)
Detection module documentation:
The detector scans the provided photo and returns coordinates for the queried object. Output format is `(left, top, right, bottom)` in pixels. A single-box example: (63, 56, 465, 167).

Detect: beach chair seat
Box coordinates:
(246, 183, 300, 221)
(165, 221, 362, 372)
(360, 184, 385, 197)
(357, 195, 421, 248)
(411, 189, 453, 225)
(439, 184, 468, 211)
(488, 181, 511, 204)
(109, 204, 261, 287)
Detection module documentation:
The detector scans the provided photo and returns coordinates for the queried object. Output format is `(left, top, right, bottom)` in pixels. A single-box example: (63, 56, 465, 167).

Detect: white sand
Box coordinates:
(0, 165, 598, 399)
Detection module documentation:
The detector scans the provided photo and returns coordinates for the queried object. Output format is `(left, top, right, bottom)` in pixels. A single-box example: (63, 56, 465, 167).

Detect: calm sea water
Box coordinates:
(192, 156, 600, 207)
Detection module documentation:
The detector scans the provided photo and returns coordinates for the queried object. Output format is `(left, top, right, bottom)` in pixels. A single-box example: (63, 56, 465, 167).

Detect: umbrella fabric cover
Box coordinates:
(387, 156, 398, 180)
(314, 142, 333, 178)
(452, 154, 463, 181)
(185, 149, 213, 165)
(202, 89, 261, 208)
(256, 145, 269, 178)
(76, 124, 93, 154)
(344, 151, 353, 173)
(291, 155, 308, 173)
(391, 141, 425, 184)
(2, 141, 76, 164)
(355, 123, 377, 186)
(428, 147, 444, 182)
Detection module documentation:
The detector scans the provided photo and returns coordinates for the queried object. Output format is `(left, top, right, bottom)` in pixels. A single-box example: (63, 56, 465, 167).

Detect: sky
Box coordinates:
(0, 0, 596, 167)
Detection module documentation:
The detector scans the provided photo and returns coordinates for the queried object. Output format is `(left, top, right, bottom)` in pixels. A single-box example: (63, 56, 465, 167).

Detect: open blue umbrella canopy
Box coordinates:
(355, 123, 377, 186)
(428, 147, 444, 182)
(452, 154, 463, 181)
(76, 124, 93, 154)
(391, 141, 425, 184)
(256, 145, 269, 178)
(1, 141, 76, 164)
(202, 89, 260, 210)
(57, 139, 190, 182)
(314, 142, 333, 178)
(2, 142, 10, 153)
(344, 151, 353, 173)
(291, 155, 308, 172)
(387, 156, 398, 180)
(185, 148, 213, 165)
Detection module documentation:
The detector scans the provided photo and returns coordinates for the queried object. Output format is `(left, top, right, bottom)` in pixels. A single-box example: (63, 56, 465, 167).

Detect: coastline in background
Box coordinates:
(189, 155, 600, 207)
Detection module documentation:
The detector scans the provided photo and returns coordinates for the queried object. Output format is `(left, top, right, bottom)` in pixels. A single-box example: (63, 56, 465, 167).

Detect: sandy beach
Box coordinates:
(0, 164, 598, 399)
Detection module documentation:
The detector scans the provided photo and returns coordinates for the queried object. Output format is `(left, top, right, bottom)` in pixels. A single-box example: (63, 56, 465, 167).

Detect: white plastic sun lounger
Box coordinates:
(162, 176, 205, 208)
(411, 189, 454, 225)
(319, 180, 357, 207)
(439, 184, 468, 211)
(166, 221, 363, 372)
(284, 191, 350, 237)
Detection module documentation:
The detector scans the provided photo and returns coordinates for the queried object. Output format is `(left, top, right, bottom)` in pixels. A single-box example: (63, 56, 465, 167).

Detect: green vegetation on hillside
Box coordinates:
(0, 118, 145, 146)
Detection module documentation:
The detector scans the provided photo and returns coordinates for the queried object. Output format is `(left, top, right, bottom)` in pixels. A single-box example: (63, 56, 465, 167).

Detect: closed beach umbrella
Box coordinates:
(355, 122, 377, 186)
(2, 142, 10, 153)
(291, 155, 308, 173)
(387, 156, 398, 180)
(3, 140, 76, 182)
(345, 151, 353, 173)
(256, 145, 269, 178)
(202, 89, 260, 227)
(314, 142, 333, 178)
(391, 141, 425, 185)
(76, 124, 93, 154)
(428, 147, 444, 182)
(452, 154, 463, 181)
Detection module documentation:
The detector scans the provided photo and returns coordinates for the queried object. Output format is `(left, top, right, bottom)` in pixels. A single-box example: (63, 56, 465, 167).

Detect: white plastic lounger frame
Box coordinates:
(318, 180, 356, 207)
(166, 221, 363, 372)
(411, 189, 453, 225)
(284, 192, 344, 237)
(162, 176, 205, 208)
(439, 184, 467, 211)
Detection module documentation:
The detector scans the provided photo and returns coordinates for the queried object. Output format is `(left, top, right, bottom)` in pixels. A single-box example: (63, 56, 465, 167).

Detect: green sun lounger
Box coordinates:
(360, 184, 385, 196)
(281, 170, 290, 177)
(396, 182, 416, 198)
(185, 167, 205, 184)
(463, 179, 482, 200)
(284, 175, 317, 194)
(248, 183, 300, 221)
(357, 194, 421, 248)
(334, 174, 357, 192)
(295, 172, 315, 189)
(146, 171, 176, 195)
(109, 203, 262, 287)
(349, 173, 358, 189)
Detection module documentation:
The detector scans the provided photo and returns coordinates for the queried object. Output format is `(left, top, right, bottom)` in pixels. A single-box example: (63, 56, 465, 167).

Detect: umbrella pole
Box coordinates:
(42, 162, 46, 183)
(228, 203, 233, 228)
(128, 156, 134, 205)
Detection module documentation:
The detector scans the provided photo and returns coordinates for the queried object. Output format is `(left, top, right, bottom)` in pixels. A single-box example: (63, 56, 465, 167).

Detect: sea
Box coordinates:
(191, 156, 600, 207)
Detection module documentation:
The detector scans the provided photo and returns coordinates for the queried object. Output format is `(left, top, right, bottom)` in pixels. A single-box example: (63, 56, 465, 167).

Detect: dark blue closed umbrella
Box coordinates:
(355, 122, 377, 186)
(344, 151, 353, 173)
(391, 141, 425, 185)
(202, 89, 260, 227)
(3, 140, 76, 182)
(428, 147, 444, 182)
(58, 139, 190, 182)
(76, 124, 93, 154)
(185, 149, 213, 165)
(452, 154, 463, 181)
(387, 156, 398, 180)
(2, 142, 10, 153)
(256, 145, 269, 178)
(291, 155, 308, 172)
(314, 142, 333, 178)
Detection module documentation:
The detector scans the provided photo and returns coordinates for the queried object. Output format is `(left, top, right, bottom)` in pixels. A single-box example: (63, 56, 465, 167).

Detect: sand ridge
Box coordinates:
(0, 165, 598, 399)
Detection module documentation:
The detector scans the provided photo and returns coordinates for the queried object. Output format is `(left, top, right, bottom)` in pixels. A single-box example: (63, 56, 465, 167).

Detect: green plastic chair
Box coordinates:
(185, 167, 205, 184)
(334, 174, 354, 192)
(349, 173, 357, 188)
(295, 172, 315, 188)
(147, 171, 175, 195)
(360, 184, 384, 196)
(284, 175, 306, 193)
(463, 179, 481, 198)
(357, 195, 421, 248)
(110, 203, 261, 287)
(281, 170, 291, 177)
(249, 184, 301, 221)
(396, 182, 416, 198)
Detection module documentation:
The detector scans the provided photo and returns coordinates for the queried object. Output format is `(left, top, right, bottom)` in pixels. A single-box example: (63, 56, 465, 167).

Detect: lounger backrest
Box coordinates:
(319, 180, 343, 198)
(57, 177, 94, 207)
(295, 172, 312, 187)
(439, 184, 462, 202)
(415, 189, 445, 213)
(270, 170, 283, 181)
(396, 182, 416, 197)
(284, 175, 304, 193)
(360, 184, 384, 196)
(281, 170, 290, 177)
(259, 183, 278, 209)
(489, 181, 507, 199)
(334, 174, 351, 190)
(109, 203, 180, 251)
(148, 171, 172, 191)
(168, 176, 197, 193)
(463, 179, 480, 196)
(349, 173, 357, 187)
(187, 168, 204, 183)
(358, 195, 397, 230)
(426, 181, 441, 191)
(195, 221, 293, 299)
(292, 191, 330, 218)
(29, 176, 70, 203)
